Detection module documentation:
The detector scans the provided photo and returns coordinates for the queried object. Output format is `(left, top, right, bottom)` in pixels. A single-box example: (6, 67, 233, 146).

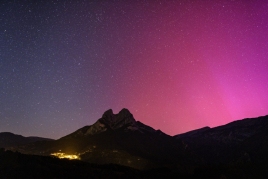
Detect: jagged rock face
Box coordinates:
(99, 108, 136, 129)
(84, 121, 107, 135)
(63, 108, 163, 138)
(84, 108, 138, 135)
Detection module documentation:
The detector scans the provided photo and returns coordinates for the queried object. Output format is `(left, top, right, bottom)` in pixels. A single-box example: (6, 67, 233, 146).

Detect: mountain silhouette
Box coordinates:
(4, 109, 268, 173)
(8, 108, 195, 169)
(175, 115, 268, 164)
(0, 132, 53, 148)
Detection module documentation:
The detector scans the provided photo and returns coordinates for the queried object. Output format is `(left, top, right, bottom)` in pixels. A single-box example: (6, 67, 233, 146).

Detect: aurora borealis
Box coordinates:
(1, 0, 268, 139)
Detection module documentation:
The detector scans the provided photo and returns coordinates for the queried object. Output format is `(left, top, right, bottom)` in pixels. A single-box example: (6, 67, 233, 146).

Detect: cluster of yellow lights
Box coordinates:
(51, 152, 80, 160)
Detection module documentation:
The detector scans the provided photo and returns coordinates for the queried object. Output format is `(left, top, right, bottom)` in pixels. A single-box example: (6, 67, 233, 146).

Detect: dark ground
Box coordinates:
(1, 149, 268, 179)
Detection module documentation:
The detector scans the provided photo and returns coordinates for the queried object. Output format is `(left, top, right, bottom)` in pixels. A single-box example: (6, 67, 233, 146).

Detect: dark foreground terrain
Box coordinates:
(0, 149, 138, 178)
(1, 149, 268, 179)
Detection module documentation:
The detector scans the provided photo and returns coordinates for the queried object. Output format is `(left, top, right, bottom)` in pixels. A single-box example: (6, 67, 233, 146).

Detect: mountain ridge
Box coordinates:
(8, 108, 192, 170)
(0, 132, 54, 148)
(175, 114, 268, 164)
(62, 108, 164, 139)
(3, 109, 268, 170)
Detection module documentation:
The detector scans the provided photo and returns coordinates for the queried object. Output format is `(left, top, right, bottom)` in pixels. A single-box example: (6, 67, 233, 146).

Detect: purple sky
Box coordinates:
(1, 0, 268, 139)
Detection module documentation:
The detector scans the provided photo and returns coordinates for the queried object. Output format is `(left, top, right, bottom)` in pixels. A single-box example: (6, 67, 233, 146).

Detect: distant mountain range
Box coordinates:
(0, 132, 53, 148)
(3, 109, 268, 172)
(175, 115, 268, 165)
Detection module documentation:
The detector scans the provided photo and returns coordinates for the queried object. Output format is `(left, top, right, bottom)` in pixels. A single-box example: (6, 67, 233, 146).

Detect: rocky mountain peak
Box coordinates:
(102, 109, 114, 119)
(117, 108, 133, 118)
(99, 108, 136, 129)
(83, 108, 138, 135)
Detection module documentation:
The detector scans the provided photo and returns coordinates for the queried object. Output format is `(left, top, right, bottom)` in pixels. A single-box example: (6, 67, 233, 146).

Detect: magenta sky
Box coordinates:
(1, 1, 268, 138)
(106, 1, 268, 136)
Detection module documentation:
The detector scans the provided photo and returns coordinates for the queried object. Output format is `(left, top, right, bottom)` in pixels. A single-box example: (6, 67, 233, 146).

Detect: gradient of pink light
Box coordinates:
(109, 1, 268, 135)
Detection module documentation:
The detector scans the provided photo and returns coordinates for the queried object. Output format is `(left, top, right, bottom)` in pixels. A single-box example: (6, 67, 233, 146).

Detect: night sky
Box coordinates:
(1, 0, 268, 139)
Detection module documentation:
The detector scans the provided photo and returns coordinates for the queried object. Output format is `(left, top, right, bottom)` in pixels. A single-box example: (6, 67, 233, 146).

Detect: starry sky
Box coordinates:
(1, 0, 268, 139)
